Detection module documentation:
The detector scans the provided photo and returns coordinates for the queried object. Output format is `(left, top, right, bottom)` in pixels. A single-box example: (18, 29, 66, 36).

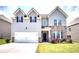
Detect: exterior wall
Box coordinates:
(12, 7, 67, 42)
(48, 9, 67, 40)
(0, 19, 11, 39)
(11, 11, 41, 40)
(67, 24, 79, 42)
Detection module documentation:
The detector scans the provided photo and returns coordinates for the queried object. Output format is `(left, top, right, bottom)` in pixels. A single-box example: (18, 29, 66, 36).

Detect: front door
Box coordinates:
(42, 31, 48, 42)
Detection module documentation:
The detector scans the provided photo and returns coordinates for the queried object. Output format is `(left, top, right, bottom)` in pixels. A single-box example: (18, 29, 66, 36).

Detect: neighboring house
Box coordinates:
(67, 17, 79, 42)
(11, 6, 68, 42)
(0, 15, 11, 39)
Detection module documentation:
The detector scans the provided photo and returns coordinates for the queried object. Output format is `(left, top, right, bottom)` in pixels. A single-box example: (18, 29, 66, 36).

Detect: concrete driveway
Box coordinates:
(0, 43, 38, 53)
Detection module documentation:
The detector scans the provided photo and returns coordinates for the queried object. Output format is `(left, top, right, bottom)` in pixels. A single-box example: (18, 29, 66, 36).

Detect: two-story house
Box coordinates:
(11, 6, 68, 42)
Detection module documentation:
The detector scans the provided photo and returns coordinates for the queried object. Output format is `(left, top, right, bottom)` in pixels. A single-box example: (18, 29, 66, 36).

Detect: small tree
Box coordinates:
(60, 39, 66, 43)
(6, 39, 10, 43)
(67, 39, 72, 43)
(51, 39, 59, 44)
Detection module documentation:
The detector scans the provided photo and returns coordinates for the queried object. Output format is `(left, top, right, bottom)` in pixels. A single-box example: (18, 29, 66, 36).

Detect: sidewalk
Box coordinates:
(0, 43, 38, 53)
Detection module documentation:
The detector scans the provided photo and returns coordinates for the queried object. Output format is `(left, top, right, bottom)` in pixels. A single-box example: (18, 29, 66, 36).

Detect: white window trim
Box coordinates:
(54, 19, 62, 26)
(53, 31, 62, 39)
(60, 32, 61, 39)
(30, 16, 37, 22)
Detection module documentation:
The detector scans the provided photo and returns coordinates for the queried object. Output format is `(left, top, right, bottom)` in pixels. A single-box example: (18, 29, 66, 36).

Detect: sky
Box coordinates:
(0, 0, 79, 25)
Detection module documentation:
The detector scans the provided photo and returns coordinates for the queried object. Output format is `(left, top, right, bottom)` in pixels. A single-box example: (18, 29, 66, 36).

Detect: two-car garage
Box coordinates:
(13, 32, 39, 43)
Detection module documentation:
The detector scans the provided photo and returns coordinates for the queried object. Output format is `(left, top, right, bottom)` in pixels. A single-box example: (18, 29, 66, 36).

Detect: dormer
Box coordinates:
(27, 8, 39, 16)
(48, 6, 68, 18)
(48, 6, 68, 26)
(27, 8, 41, 23)
(13, 8, 25, 16)
(13, 8, 25, 23)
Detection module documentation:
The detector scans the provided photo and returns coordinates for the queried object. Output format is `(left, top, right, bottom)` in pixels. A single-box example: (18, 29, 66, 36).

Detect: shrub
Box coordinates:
(67, 39, 72, 43)
(51, 39, 59, 44)
(5, 39, 10, 43)
(60, 39, 66, 43)
(51, 40, 55, 43)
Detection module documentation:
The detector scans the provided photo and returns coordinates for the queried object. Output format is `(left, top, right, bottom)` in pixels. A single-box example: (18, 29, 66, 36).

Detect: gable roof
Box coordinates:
(0, 15, 11, 24)
(13, 8, 25, 15)
(68, 17, 79, 27)
(48, 6, 68, 18)
(27, 8, 39, 15)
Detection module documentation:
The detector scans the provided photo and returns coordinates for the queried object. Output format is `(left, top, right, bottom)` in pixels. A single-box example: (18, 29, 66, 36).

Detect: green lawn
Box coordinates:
(0, 39, 8, 45)
(36, 43, 79, 53)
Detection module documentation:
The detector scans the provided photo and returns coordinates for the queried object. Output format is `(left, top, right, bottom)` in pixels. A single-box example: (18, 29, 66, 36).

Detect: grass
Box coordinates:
(0, 39, 9, 45)
(36, 43, 79, 53)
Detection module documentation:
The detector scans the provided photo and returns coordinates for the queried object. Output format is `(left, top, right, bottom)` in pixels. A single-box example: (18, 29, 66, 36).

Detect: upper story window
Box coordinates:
(58, 20, 62, 25)
(54, 19, 62, 26)
(42, 19, 48, 27)
(30, 16, 37, 22)
(54, 19, 57, 25)
(16, 16, 23, 22)
(69, 28, 71, 31)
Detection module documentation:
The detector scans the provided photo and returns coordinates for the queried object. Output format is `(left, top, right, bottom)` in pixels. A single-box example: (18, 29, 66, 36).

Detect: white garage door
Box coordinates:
(14, 32, 38, 43)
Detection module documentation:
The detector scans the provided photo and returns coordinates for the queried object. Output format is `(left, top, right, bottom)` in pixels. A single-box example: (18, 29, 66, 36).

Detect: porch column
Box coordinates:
(49, 30, 50, 39)
(55, 31, 57, 39)
(60, 32, 61, 39)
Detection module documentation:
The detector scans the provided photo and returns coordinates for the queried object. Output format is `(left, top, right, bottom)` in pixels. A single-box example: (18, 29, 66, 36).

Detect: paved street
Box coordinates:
(0, 43, 38, 53)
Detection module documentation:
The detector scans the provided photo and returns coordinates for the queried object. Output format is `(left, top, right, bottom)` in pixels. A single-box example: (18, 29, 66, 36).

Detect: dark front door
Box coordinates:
(42, 31, 48, 42)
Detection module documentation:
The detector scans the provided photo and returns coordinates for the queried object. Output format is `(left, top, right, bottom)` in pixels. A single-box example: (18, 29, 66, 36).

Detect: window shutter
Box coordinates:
(57, 32, 60, 39)
(21, 16, 23, 22)
(16, 16, 18, 22)
(35, 16, 37, 22)
(30, 16, 32, 22)
(53, 32, 55, 39)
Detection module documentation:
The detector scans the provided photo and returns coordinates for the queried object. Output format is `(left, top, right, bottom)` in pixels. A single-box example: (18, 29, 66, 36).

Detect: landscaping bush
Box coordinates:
(67, 39, 72, 43)
(60, 39, 66, 43)
(51, 39, 59, 44)
(5, 39, 10, 43)
(51, 40, 56, 43)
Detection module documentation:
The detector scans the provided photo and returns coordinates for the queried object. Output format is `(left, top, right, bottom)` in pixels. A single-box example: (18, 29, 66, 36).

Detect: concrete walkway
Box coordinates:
(0, 43, 38, 53)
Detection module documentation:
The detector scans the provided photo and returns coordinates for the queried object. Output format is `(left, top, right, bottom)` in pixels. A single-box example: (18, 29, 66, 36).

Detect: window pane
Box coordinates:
(69, 28, 71, 31)
(61, 32, 63, 38)
(21, 16, 23, 22)
(16, 16, 23, 22)
(54, 19, 57, 25)
(18, 16, 21, 22)
(32, 16, 35, 20)
(57, 32, 60, 39)
(58, 20, 62, 25)
(30, 16, 37, 22)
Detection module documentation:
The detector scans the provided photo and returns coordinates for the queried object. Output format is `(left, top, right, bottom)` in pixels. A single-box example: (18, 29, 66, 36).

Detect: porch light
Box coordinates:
(37, 15, 39, 17)
(24, 15, 27, 17)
